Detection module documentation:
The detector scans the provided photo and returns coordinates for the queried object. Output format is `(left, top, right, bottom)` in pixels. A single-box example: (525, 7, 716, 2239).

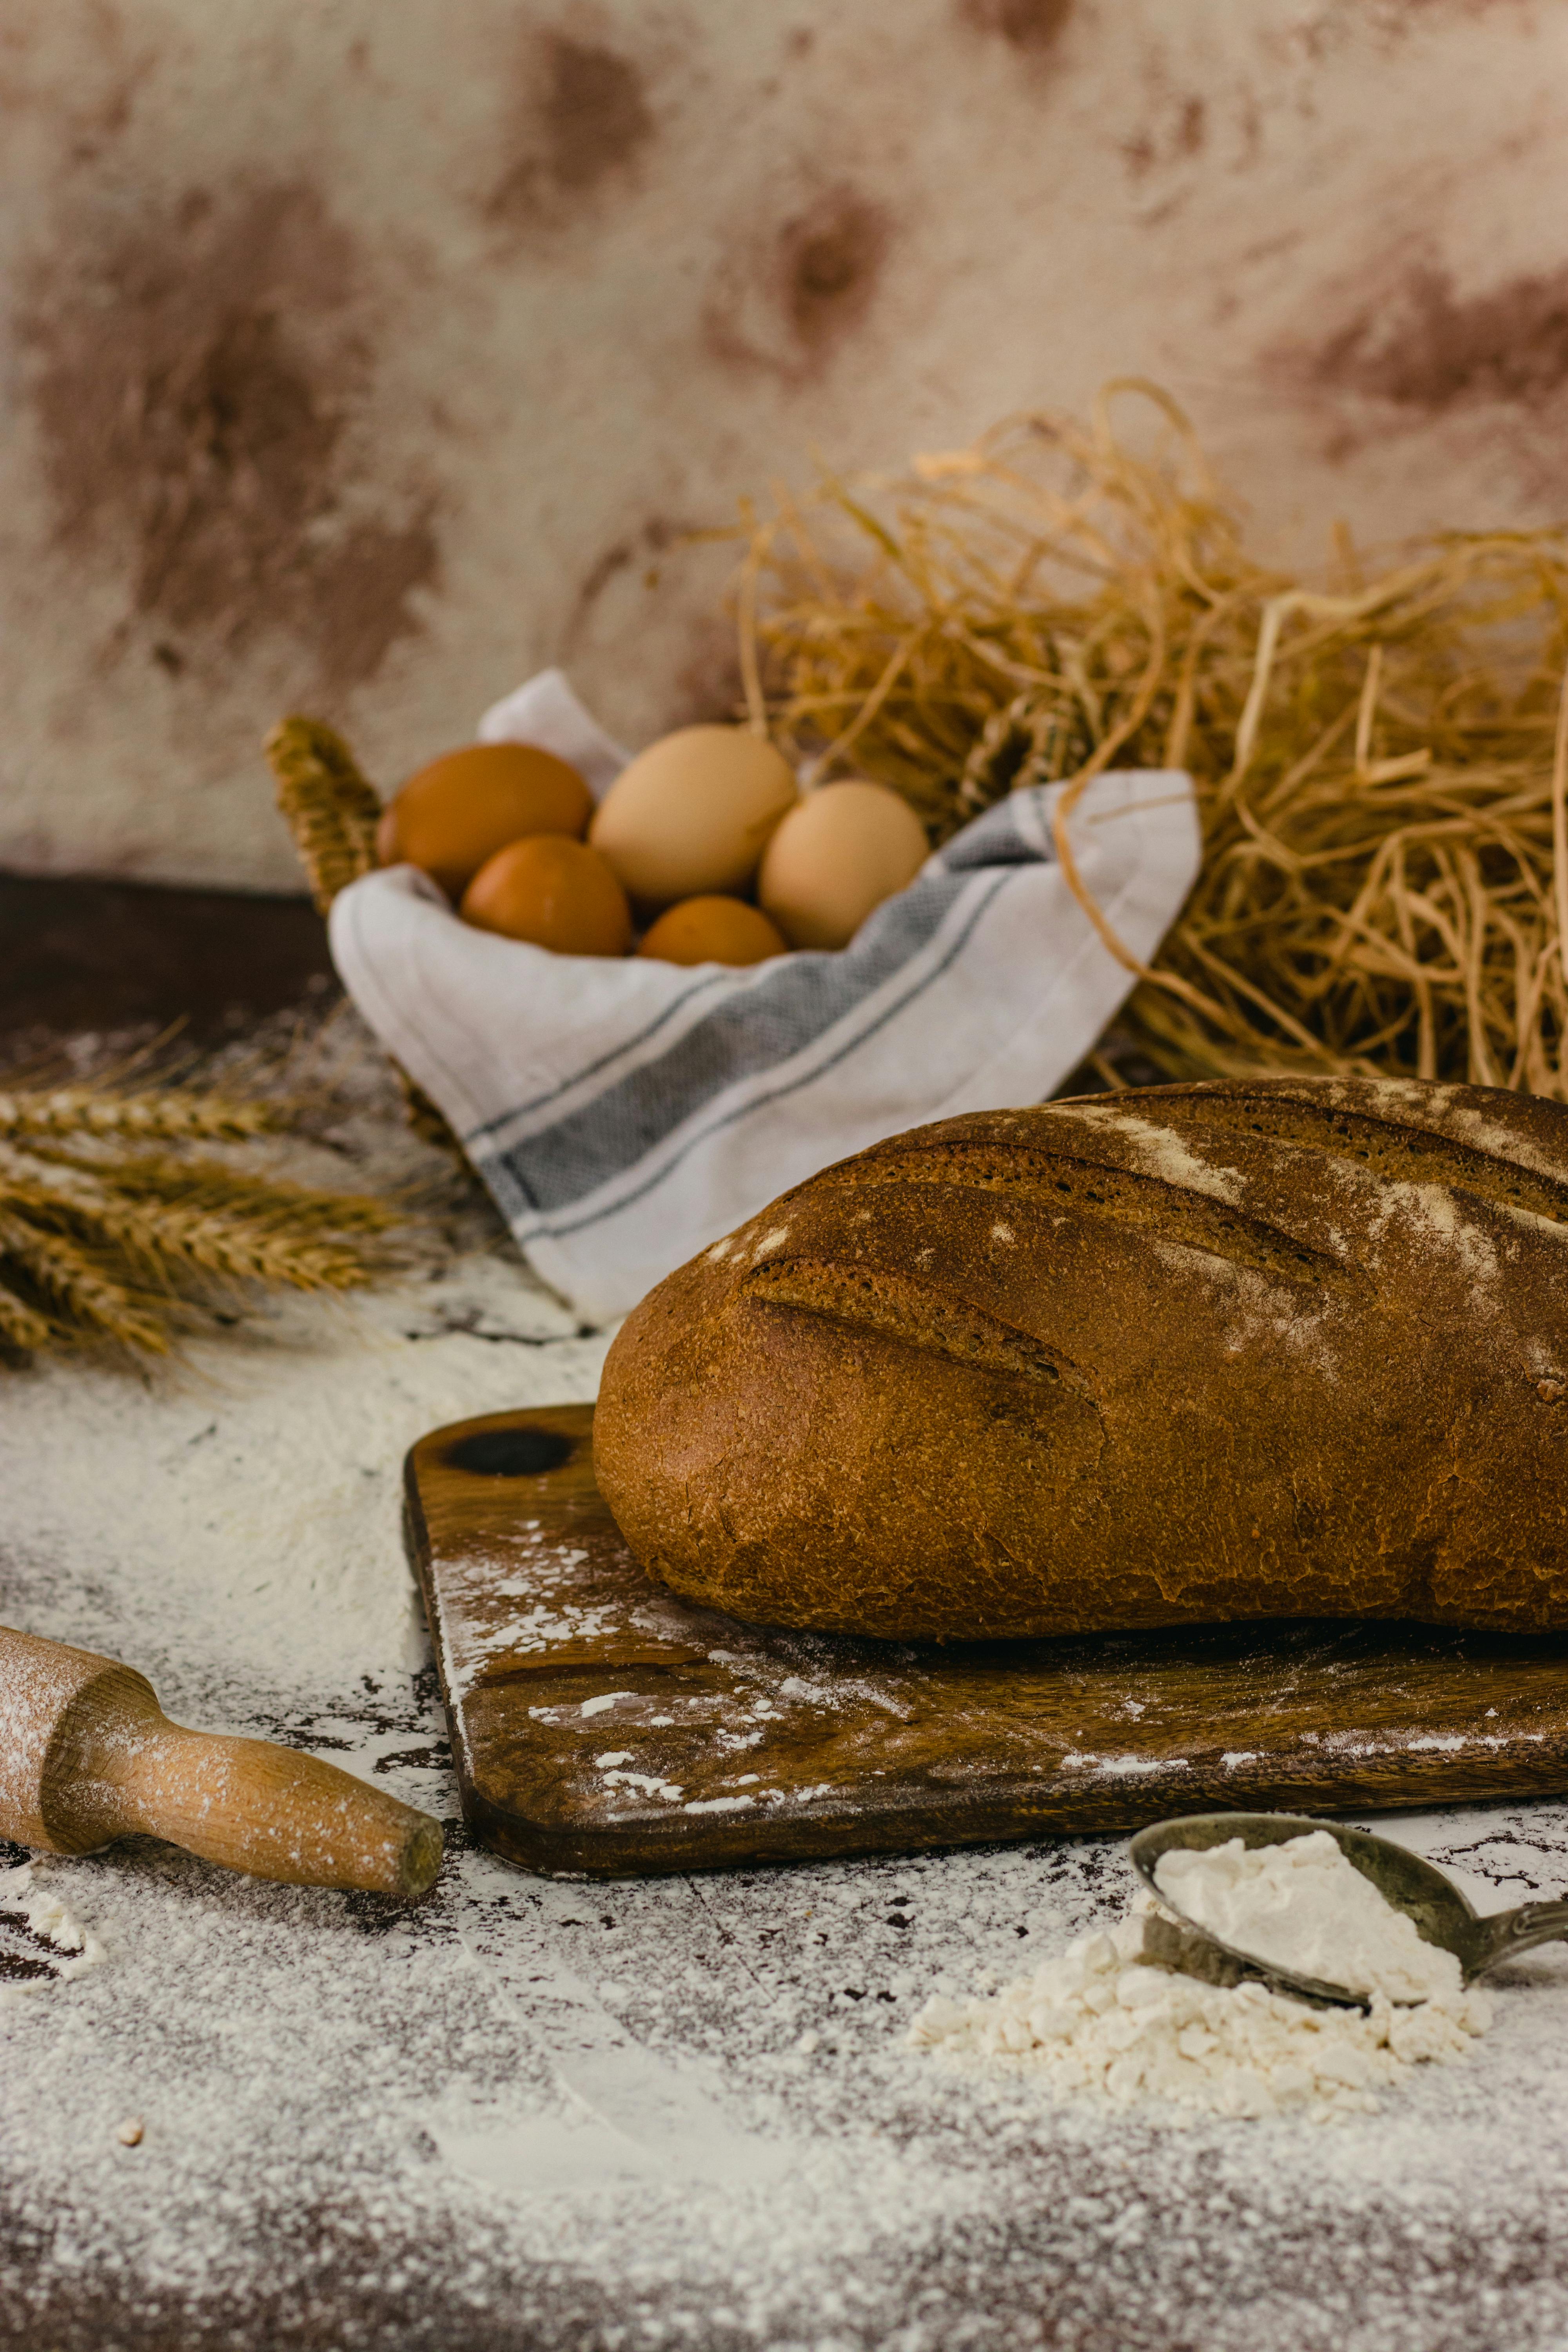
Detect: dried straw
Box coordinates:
(735, 380, 1568, 1093)
(0, 1084, 404, 1363)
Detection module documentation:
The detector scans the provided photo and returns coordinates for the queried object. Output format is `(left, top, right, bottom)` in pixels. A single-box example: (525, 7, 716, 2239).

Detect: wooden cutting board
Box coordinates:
(403, 1403, 1568, 1879)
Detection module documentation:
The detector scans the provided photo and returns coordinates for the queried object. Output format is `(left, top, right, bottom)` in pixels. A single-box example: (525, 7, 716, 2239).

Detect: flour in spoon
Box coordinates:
(911, 1832, 1492, 2123)
(1155, 1829, 1461, 2004)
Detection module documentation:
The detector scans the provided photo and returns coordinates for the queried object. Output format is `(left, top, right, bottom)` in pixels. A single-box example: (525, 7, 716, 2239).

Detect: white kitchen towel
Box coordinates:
(329, 671, 1201, 1322)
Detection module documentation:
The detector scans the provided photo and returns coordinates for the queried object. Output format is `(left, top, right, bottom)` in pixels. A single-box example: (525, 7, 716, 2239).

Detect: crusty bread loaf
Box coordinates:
(592, 1078, 1568, 1640)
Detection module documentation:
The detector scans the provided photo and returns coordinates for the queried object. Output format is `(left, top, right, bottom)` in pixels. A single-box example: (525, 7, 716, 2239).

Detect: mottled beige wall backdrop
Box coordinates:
(2, 0, 1564, 889)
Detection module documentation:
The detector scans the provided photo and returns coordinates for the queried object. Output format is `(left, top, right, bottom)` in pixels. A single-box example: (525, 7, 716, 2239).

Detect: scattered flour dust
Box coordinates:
(0, 1264, 611, 1704)
(0, 1861, 107, 1996)
(911, 1832, 1492, 2124)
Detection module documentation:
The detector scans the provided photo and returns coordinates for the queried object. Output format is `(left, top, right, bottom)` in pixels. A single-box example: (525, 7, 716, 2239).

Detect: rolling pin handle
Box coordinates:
(105, 1722, 445, 1899)
(0, 1624, 442, 1898)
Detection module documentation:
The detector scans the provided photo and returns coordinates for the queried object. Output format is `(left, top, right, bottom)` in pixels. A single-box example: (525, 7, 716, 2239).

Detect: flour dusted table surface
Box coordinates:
(11, 890, 1568, 2352)
(13, 1253, 1568, 2351)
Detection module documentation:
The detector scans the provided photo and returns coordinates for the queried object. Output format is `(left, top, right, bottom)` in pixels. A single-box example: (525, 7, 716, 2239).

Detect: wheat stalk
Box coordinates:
(0, 1280, 54, 1355)
(265, 716, 382, 916)
(0, 1089, 284, 1143)
(0, 1085, 407, 1364)
(0, 1207, 169, 1355)
(98, 1155, 402, 1234)
(265, 716, 464, 1156)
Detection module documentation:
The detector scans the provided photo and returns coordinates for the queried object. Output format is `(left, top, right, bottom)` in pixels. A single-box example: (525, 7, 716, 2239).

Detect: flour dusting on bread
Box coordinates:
(1047, 1103, 1246, 1205)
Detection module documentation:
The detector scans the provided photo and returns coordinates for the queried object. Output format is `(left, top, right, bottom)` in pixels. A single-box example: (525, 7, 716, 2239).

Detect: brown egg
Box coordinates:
(637, 897, 790, 969)
(758, 781, 929, 951)
(588, 726, 798, 905)
(377, 743, 593, 901)
(460, 836, 632, 957)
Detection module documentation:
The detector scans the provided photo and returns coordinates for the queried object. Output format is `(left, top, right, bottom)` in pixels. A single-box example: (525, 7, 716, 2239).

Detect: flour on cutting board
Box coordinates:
(412, 1415, 1568, 1860)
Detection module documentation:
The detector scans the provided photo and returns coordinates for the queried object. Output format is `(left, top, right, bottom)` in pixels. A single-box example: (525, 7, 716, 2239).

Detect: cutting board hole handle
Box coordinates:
(443, 1427, 578, 1478)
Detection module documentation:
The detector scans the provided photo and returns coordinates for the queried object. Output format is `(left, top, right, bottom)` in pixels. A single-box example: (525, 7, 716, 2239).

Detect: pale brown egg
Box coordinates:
(589, 726, 798, 905)
(377, 743, 593, 901)
(757, 781, 929, 951)
(459, 836, 632, 957)
(637, 897, 789, 969)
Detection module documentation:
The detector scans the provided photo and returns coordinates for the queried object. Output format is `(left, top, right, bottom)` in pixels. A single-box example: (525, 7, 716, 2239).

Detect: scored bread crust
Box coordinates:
(592, 1077, 1568, 1640)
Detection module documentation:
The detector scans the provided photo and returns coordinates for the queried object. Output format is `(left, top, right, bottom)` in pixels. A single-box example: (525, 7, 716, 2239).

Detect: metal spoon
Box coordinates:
(1127, 1809, 1568, 2011)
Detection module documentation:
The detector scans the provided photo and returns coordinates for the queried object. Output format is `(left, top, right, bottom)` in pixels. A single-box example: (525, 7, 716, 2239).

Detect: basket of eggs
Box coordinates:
(381, 719, 927, 966)
(269, 670, 1198, 1319)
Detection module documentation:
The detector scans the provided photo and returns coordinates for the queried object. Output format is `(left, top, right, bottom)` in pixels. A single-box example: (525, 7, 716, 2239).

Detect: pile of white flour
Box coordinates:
(1155, 1828, 1463, 2003)
(912, 1831, 1493, 2123)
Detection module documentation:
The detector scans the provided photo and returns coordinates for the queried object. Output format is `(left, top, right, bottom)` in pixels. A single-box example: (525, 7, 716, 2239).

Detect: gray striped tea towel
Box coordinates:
(329, 670, 1200, 1323)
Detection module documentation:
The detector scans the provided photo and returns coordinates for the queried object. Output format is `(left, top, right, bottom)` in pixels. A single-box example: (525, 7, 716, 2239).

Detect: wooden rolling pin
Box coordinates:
(0, 1624, 442, 1898)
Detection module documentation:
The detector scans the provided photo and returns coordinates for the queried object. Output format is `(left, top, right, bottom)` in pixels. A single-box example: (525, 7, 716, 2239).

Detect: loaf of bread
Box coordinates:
(593, 1078, 1568, 1640)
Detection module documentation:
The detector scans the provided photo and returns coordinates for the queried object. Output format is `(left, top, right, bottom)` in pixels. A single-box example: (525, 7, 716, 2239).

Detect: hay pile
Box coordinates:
(735, 381, 1568, 1094)
(0, 1083, 400, 1361)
